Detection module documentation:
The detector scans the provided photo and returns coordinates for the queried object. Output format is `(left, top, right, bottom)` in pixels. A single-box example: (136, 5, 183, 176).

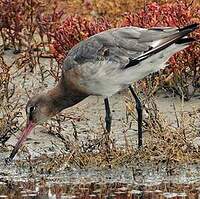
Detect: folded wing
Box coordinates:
(63, 24, 198, 71)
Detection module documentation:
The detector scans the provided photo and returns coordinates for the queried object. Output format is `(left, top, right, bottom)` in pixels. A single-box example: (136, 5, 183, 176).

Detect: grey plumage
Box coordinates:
(62, 24, 198, 97)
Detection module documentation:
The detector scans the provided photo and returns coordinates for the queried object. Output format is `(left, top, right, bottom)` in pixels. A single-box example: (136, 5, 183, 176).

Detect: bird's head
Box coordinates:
(26, 94, 55, 124)
(6, 84, 87, 162)
(8, 94, 55, 161)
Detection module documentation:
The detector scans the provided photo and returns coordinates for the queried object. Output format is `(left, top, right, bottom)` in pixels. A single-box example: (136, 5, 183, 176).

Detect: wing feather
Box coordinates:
(63, 24, 198, 71)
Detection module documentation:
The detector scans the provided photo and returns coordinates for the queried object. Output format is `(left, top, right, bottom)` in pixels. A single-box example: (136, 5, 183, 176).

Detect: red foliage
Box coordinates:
(0, 0, 24, 51)
(121, 1, 200, 27)
(36, 2, 64, 44)
(0, 0, 64, 53)
(0, 0, 44, 52)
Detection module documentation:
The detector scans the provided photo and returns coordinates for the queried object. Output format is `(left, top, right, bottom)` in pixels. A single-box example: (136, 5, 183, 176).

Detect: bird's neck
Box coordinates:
(47, 78, 88, 114)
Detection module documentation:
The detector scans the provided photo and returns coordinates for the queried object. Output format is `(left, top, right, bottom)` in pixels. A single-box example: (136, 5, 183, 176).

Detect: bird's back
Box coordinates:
(61, 25, 198, 97)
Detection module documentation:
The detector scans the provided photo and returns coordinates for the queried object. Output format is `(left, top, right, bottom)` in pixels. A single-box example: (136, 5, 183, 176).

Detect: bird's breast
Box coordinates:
(64, 61, 124, 97)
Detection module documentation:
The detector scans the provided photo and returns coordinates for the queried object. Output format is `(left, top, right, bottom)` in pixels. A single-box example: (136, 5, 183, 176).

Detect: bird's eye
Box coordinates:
(29, 106, 36, 113)
(28, 106, 36, 121)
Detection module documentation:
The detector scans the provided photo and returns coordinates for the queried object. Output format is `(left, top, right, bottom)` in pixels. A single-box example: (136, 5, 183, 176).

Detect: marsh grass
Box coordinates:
(10, 94, 199, 176)
(0, 55, 23, 145)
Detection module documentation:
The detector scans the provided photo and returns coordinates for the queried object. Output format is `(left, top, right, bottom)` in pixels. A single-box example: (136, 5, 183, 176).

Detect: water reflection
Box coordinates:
(1, 158, 200, 198)
(0, 178, 200, 199)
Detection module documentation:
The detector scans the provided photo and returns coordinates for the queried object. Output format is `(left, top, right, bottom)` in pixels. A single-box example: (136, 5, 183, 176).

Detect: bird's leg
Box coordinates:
(104, 98, 112, 160)
(104, 98, 112, 133)
(129, 85, 143, 148)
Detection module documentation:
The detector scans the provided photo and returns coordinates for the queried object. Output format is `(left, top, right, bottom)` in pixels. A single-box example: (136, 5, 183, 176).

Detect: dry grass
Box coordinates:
(0, 55, 23, 145)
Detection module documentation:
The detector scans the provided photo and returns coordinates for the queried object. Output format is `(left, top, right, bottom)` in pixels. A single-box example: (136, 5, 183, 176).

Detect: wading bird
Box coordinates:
(7, 23, 198, 161)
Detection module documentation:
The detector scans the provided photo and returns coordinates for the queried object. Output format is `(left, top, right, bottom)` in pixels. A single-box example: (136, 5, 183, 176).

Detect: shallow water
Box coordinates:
(2, 179, 199, 199)
(1, 157, 200, 198)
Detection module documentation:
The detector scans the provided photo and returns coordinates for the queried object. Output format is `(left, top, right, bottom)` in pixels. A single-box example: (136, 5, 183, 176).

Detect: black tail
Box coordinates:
(178, 23, 199, 32)
(175, 37, 196, 44)
(176, 23, 199, 44)
(124, 23, 199, 69)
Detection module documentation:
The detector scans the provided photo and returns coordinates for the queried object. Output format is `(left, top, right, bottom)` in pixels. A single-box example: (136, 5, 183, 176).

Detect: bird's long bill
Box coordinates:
(8, 121, 35, 160)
